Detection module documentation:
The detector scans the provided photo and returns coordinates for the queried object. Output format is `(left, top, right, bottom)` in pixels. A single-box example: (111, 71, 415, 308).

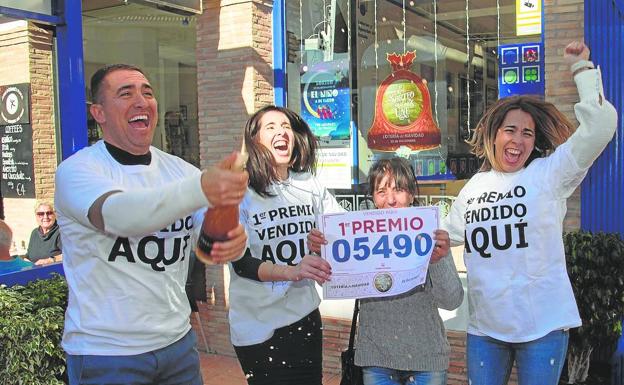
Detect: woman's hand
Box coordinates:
(288, 254, 332, 285)
(430, 229, 450, 264)
(564, 41, 590, 64)
(307, 228, 327, 255)
(35, 257, 55, 266)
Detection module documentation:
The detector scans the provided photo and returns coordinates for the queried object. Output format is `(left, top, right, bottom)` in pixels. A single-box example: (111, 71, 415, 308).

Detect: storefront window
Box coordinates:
(285, 0, 544, 191)
(82, 3, 199, 166)
(0, 12, 60, 250)
(0, 1, 53, 15)
(285, 0, 353, 189)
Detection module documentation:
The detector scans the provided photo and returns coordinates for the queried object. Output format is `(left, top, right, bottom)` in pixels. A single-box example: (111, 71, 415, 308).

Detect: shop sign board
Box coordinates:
(301, 59, 351, 146)
(366, 51, 441, 153)
(0, 84, 30, 126)
(316, 147, 352, 189)
(498, 43, 544, 98)
(1, 123, 35, 198)
(516, 0, 542, 36)
(301, 59, 353, 189)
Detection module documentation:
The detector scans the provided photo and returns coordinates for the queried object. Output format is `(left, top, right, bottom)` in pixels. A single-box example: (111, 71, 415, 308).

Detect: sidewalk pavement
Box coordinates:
(199, 352, 341, 385)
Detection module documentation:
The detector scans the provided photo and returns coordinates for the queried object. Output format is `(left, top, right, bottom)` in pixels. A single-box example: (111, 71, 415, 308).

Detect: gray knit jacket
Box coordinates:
(354, 253, 464, 371)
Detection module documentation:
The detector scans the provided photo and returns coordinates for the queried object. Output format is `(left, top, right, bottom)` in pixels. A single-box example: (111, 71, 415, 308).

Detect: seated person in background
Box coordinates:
(0, 220, 33, 274)
(26, 201, 62, 265)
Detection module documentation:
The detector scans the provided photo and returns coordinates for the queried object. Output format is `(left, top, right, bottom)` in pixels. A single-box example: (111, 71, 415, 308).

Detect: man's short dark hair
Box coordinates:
(90, 64, 147, 103)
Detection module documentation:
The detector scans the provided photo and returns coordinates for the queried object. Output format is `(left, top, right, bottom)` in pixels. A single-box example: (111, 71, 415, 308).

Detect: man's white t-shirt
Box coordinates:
(55, 141, 204, 355)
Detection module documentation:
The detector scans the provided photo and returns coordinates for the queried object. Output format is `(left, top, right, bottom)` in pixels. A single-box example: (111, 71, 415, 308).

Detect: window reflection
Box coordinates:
(286, 0, 541, 182)
(82, 4, 200, 166)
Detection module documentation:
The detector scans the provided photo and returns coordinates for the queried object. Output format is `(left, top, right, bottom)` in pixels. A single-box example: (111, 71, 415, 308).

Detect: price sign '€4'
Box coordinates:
(367, 51, 441, 152)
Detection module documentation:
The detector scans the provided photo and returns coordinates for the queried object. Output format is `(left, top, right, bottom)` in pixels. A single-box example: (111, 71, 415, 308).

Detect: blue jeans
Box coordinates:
(66, 330, 203, 385)
(362, 366, 447, 385)
(467, 329, 569, 385)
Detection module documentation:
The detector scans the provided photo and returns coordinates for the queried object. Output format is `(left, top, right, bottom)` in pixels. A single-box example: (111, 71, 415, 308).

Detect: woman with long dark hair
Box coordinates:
(228, 105, 343, 385)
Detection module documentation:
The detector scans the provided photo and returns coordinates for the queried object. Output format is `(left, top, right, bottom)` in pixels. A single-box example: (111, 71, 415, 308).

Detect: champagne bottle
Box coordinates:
(195, 149, 248, 264)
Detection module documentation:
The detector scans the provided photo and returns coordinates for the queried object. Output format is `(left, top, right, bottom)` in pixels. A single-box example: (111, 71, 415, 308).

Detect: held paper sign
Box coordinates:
(320, 206, 438, 299)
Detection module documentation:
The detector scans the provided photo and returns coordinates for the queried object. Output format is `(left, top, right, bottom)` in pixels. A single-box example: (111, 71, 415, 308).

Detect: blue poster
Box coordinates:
(301, 59, 351, 146)
(498, 42, 544, 98)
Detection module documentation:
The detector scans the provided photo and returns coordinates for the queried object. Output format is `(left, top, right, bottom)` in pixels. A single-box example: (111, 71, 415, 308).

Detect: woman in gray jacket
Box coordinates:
(309, 157, 464, 385)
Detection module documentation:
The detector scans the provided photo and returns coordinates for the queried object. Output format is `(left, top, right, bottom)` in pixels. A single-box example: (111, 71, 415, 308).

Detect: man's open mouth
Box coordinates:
(129, 114, 149, 129)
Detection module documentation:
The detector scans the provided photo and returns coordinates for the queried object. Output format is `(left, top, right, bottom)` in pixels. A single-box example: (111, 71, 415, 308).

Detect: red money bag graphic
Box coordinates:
(367, 51, 441, 152)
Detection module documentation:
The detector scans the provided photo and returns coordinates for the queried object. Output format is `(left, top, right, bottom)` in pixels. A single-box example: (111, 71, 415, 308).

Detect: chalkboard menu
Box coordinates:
(0, 83, 34, 198)
(1, 123, 35, 198)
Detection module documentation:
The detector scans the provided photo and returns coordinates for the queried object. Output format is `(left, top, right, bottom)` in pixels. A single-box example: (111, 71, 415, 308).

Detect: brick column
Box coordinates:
(0, 21, 57, 249)
(544, 0, 584, 232)
(195, 0, 274, 356)
(197, 0, 274, 168)
(30, 23, 57, 201)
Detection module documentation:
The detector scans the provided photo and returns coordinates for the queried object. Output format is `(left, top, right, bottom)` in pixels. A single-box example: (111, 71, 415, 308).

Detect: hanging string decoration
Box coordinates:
(433, 0, 439, 126)
(299, 0, 303, 66)
(465, 0, 471, 140)
(402, 0, 407, 54)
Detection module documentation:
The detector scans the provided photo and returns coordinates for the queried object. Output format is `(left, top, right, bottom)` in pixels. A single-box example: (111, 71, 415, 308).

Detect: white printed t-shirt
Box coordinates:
(228, 171, 343, 346)
(55, 141, 204, 355)
(444, 144, 584, 342)
(443, 68, 617, 343)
